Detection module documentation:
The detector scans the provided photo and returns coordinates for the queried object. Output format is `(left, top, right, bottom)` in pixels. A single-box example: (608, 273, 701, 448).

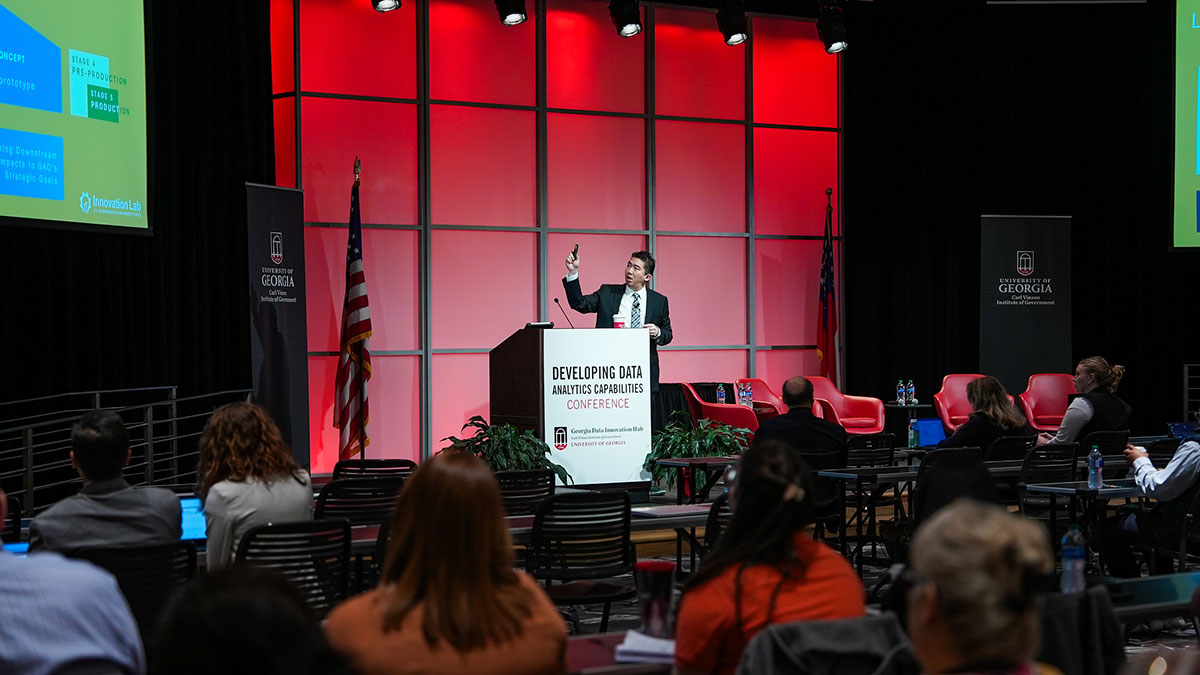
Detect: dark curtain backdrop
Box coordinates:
(842, 1, 1200, 433)
(0, 2, 273, 403)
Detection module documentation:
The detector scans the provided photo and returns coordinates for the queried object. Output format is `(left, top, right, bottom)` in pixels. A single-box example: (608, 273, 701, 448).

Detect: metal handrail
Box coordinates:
(0, 387, 250, 516)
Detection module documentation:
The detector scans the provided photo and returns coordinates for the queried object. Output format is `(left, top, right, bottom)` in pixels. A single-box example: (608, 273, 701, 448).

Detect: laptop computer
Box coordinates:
(179, 495, 206, 541)
(1167, 422, 1198, 438)
(915, 418, 947, 447)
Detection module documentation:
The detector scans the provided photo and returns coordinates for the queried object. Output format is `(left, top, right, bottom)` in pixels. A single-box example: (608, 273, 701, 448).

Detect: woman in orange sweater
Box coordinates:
(674, 440, 865, 675)
(324, 451, 566, 675)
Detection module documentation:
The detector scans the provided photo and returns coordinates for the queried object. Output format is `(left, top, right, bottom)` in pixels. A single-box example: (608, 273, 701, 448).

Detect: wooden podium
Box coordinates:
(490, 327, 651, 486)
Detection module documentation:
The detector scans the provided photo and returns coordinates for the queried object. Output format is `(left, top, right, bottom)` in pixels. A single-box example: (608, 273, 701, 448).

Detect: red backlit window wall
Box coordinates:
(274, 0, 841, 468)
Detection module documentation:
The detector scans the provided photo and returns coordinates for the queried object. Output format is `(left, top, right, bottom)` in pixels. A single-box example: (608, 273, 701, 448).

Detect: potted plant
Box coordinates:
(441, 415, 572, 485)
(643, 411, 752, 496)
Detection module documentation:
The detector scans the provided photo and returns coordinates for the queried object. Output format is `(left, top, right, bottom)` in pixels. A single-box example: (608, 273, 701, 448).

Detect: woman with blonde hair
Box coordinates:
(324, 451, 566, 675)
(905, 499, 1057, 675)
(1037, 356, 1131, 445)
(937, 375, 1032, 450)
(196, 402, 312, 568)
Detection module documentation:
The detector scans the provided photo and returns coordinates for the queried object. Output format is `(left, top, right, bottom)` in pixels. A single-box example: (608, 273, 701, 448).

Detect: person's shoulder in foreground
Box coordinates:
(0, 547, 145, 675)
(326, 572, 564, 675)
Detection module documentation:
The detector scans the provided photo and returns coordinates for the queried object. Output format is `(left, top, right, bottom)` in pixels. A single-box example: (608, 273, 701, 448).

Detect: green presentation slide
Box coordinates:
(1175, 1, 1200, 247)
(0, 1, 148, 230)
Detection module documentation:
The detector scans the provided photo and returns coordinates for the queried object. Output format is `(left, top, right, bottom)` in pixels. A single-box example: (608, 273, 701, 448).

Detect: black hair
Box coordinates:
(682, 440, 816, 640)
(71, 409, 130, 481)
(630, 250, 655, 276)
(151, 566, 353, 675)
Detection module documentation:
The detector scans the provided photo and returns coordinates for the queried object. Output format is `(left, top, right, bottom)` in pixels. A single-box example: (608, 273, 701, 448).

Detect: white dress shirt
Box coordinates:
(1130, 440, 1200, 502)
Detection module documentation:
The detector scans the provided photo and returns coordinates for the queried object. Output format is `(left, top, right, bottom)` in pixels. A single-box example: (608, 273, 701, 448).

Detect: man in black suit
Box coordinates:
(754, 376, 848, 452)
(563, 250, 673, 392)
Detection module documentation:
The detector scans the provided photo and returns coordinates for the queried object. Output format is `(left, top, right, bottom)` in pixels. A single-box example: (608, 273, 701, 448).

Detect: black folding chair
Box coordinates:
(68, 541, 197, 643)
(332, 458, 418, 481)
(315, 478, 401, 591)
(1078, 430, 1130, 479)
(496, 469, 555, 516)
(1148, 437, 1183, 467)
(235, 519, 351, 620)
(984, 435, 1037, 461)
(526, 492, 635, 633)
(702, 492, 733, 557)
(1018, 443, 1079, 541)
(791, 446, 849, 544)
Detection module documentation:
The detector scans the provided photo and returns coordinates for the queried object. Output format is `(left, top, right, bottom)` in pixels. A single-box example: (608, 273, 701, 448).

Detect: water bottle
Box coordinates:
(908, 419, 920, 448)
(744, 382, 754, 407)
(716, 384, 726, 405)
(897, 380, 906, 406)
(906, 380, 917, 405)
(1087, 445, 1103, 490)
(1060, 525, 1086, 593)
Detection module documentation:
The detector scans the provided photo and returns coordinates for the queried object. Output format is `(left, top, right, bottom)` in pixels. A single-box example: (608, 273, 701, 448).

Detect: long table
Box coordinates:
(1107, 571, 1200, 625)
(818, 459, 1026, 574)
(1024, 479, 1142, 541)
(651, 456, 737, 505)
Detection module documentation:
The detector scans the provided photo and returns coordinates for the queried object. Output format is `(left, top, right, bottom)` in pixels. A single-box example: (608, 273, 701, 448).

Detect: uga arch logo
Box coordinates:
(1016, 250, 1034, 277)
(553, 426, 568, 451)
(270, 232, 284, 264)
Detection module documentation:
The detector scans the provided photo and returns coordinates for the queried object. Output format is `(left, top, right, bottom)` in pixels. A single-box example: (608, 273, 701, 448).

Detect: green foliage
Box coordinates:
(643, 410, 751, 492)
(440, 415, 572, 485)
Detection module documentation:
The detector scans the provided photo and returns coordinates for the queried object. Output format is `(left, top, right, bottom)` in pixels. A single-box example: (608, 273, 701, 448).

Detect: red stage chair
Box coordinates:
(735, 377, 786, 419)
(680, 383, 759, 438)
(933, 374, 984, 433)
(1018, 373, 1074, 433)
(806, 376, 885, 435)
(813, 397, 838, 425)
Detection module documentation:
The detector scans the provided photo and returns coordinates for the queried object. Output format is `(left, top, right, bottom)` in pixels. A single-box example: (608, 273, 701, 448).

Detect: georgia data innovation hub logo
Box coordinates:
(79, 191, 92, 214)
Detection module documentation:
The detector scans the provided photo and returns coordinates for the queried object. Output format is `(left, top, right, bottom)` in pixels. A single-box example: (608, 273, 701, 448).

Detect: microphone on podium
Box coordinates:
(553, 298, 576, 329)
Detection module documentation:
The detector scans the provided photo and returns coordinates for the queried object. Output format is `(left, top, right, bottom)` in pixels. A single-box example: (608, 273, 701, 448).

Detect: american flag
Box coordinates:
(816, 188, 838, 386)
(334, 178, 372, 460)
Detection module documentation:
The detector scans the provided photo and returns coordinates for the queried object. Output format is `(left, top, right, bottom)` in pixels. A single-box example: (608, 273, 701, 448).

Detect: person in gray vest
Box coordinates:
(29, 410, 181, 554)
(1097, 409, 1200, 577)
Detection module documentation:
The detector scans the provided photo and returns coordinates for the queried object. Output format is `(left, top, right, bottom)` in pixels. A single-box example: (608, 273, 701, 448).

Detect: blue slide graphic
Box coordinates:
(0, 128, 64, 200)
(0, 4, 62, 113)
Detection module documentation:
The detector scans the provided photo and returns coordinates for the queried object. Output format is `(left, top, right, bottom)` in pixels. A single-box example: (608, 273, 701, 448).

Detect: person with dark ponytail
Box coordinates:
(1036, 356, 1131, 445)
(673, 440, 865, 675)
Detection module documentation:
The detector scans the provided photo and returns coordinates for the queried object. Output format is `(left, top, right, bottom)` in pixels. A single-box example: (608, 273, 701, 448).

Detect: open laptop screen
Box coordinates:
(916, 418, 948, 446)
(179, 496, 206, 541)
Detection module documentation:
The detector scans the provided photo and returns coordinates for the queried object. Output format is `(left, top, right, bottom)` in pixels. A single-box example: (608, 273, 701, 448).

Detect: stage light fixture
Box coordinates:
(371, 0, 401, 12)
(816, 4, 847, 53)
(608, 0, 642, 38)
(494, 0, 528, 26)
(716, 0, 747, 46)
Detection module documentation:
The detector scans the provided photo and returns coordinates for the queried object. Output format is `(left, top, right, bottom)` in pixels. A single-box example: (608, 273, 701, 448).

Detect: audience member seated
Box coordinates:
(323, 451, 566, 675)
(674, 440, 865, 675)
(1096, 413, 1200, 577)
(752, 376, 848, 452)
(0, 488, 145, 675)
(1037, 356, 1130, 446)
(151, 565, 353, 675)
(196, 402, 312, 569)
(936, 375, 1033, 450)
(29, 409, 180, 554)
(905, 499, 1057, 675)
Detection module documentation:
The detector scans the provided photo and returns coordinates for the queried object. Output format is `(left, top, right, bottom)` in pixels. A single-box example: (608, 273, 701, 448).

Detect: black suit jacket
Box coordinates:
(562, 277, 672, 391)
(754, 407, 848, 453)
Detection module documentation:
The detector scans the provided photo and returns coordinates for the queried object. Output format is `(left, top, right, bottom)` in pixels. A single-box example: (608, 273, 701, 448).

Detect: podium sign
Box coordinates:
(542, 329, 651, 485)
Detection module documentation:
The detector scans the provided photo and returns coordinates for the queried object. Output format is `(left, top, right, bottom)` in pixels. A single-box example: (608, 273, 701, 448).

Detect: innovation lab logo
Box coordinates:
(553, 426, 568, 451)
(79, 191, 92, 214)
(1016, 250, 1034, 277)
(270, 232, 284, 264)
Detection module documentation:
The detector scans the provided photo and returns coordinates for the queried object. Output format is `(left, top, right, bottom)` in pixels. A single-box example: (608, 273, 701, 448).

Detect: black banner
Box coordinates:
(979, 215, 1072, 395)
(246, 183, 309, 468)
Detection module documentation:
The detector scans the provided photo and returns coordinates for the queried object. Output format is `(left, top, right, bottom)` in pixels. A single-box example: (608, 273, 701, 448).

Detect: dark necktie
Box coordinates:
(631, 293, 642, 328)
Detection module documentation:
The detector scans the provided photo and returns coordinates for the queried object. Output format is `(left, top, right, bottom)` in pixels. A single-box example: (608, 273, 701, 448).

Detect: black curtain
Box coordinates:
(0, 1, 273, 403)
(842, 1, 1200, 433)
